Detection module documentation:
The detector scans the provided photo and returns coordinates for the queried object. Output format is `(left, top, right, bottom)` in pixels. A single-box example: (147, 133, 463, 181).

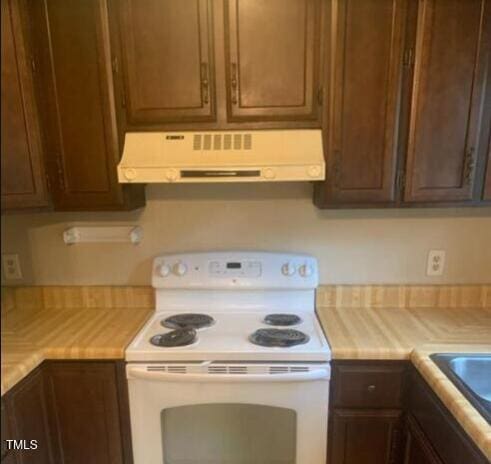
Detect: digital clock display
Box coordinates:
(226, 262, 242, 269)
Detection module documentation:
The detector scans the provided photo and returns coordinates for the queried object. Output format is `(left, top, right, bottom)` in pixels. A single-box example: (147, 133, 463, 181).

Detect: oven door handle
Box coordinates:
(126, 366, 330, 382)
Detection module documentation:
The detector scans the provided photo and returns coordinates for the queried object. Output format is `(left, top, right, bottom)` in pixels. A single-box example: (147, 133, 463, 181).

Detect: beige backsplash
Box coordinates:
(2, 184, 491, 286)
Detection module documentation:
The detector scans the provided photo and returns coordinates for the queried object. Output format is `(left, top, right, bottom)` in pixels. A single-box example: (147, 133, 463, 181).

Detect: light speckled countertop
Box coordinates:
(317, 304, 491, 460)
(1, 306, 151, 395)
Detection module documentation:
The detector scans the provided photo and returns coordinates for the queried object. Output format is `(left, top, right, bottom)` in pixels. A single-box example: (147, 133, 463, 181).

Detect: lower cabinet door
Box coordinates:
(4, 367, 54, 464)
(404, 414, 443, 464)
(44, 362, 128, 464)
(330, 409, 403, 464)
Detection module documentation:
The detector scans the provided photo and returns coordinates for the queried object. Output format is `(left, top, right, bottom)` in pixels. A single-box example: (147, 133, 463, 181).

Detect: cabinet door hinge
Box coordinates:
(403, 48, 414, 68)
(317, 87, 324, 106)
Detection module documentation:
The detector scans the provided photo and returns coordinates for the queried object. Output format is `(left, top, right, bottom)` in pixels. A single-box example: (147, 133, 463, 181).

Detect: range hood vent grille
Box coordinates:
(193, 133, 253, 151)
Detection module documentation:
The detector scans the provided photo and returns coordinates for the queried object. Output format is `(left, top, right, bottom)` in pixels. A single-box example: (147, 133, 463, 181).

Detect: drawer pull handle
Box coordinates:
(367, 385, 376, 393)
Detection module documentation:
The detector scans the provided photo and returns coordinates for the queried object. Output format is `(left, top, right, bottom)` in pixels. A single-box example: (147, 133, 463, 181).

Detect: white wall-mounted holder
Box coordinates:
(63, 226, 143, 245)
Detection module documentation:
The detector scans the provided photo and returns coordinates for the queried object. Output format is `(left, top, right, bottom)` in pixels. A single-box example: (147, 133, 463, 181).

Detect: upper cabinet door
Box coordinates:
(484, 138, 491, 200)
(224, 0, 322, 122)
(315, 0, 407, 206)
(115, 0, 215, 125)
(404, 0, 491, 202)
(29, 0, 143, 211)
(1, 0, 48, 210)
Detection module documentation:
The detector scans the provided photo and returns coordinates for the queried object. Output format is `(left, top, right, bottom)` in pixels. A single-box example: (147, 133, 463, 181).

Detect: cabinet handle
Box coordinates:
(367, 384, 376, 393)
(200, 62, 209, 105)
(230, 62, 238, 105)
(55, 155, 65, 191)
(389, 427, 401, 464)
(332, 151, 341, 185)
(464, 147, 475, 185)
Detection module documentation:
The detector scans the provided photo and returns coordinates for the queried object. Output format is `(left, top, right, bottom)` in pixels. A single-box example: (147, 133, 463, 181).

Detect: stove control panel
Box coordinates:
(152, 252, 318, 289)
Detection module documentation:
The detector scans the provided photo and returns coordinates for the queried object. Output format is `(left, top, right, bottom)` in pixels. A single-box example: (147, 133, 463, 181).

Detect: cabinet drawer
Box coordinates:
(332, 362, 406, 408)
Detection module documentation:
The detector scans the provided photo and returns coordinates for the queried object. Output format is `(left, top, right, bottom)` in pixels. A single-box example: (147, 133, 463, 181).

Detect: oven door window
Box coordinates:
(161, 403, 297, 463)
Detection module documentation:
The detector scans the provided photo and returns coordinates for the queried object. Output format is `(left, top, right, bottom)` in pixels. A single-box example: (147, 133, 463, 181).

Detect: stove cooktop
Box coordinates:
(126, 311, 330, 362)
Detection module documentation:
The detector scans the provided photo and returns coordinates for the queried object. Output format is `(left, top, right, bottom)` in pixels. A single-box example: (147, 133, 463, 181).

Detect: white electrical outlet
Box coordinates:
(426, 250, 446, 276)
(2, 254, 23, 280)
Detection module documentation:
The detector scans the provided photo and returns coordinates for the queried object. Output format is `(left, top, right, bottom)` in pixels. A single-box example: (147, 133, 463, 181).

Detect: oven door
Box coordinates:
(126, 363, 330, 464)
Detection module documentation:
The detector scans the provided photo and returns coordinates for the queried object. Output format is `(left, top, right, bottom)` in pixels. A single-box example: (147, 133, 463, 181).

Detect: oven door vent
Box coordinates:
(143, 364, 314, 376)
(208, 366, 248, 375)
(147, 365, 188, 374)
(269, 366, 310, 374)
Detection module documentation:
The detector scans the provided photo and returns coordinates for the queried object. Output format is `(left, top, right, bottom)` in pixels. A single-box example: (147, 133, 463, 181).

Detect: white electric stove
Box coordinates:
(126, 251, 331, 464)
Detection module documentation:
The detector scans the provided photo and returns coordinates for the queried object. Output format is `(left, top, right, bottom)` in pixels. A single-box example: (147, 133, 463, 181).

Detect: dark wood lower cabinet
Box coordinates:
(408, 368, 489, 464)
(404, 414, 443, 464)
(45, 361, 130, 464)
(3, 367, 54, 464)
(2, 361, 132, 464)
(328, 361, 407, 464)
(328, 361, 489, 464)
(1, 400, 16, 464)
(330, 409, 403, 464)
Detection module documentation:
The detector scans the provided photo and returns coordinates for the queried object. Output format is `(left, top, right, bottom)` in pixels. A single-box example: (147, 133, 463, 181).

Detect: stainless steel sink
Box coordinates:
(431, 353, 491, 424)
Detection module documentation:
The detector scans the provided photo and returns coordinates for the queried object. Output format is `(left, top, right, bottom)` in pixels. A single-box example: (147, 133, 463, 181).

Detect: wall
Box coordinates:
(2, 183, 491, 285)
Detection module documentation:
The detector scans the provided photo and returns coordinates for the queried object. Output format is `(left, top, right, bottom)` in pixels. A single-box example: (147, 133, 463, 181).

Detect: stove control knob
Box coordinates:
(299, 264, 313, 277)
(281, 262, 296, 276)
(157, 263, 171, 277)
(263, 168, 276, 180)
(123, 168, 137, 181)
(165, 169, 179, 182)
(172, 262, 188, 276)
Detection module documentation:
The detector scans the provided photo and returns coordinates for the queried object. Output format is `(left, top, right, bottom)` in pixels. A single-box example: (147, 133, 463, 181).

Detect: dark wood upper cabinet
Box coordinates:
(314, 0, 408, 207)
(27, 0, 144, 211)
(113, 0, 215, 125)
(1, 0, 49, 210)
(404, 0, 491, 203)
(484, 137, 491, 200)
(224, 0, 322, 122)
(45, 362, 129, 464)
(4, 367, 55, 464)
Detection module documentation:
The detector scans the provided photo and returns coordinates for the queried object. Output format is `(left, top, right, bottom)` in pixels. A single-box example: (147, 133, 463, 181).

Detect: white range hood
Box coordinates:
(117, 130, 325, 183)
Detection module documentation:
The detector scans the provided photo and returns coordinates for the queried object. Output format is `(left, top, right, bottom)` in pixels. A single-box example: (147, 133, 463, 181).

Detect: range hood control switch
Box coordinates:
(124, 168, 137, 181)
(165, 169, 179, 182)
(308, 165, 321, 178)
